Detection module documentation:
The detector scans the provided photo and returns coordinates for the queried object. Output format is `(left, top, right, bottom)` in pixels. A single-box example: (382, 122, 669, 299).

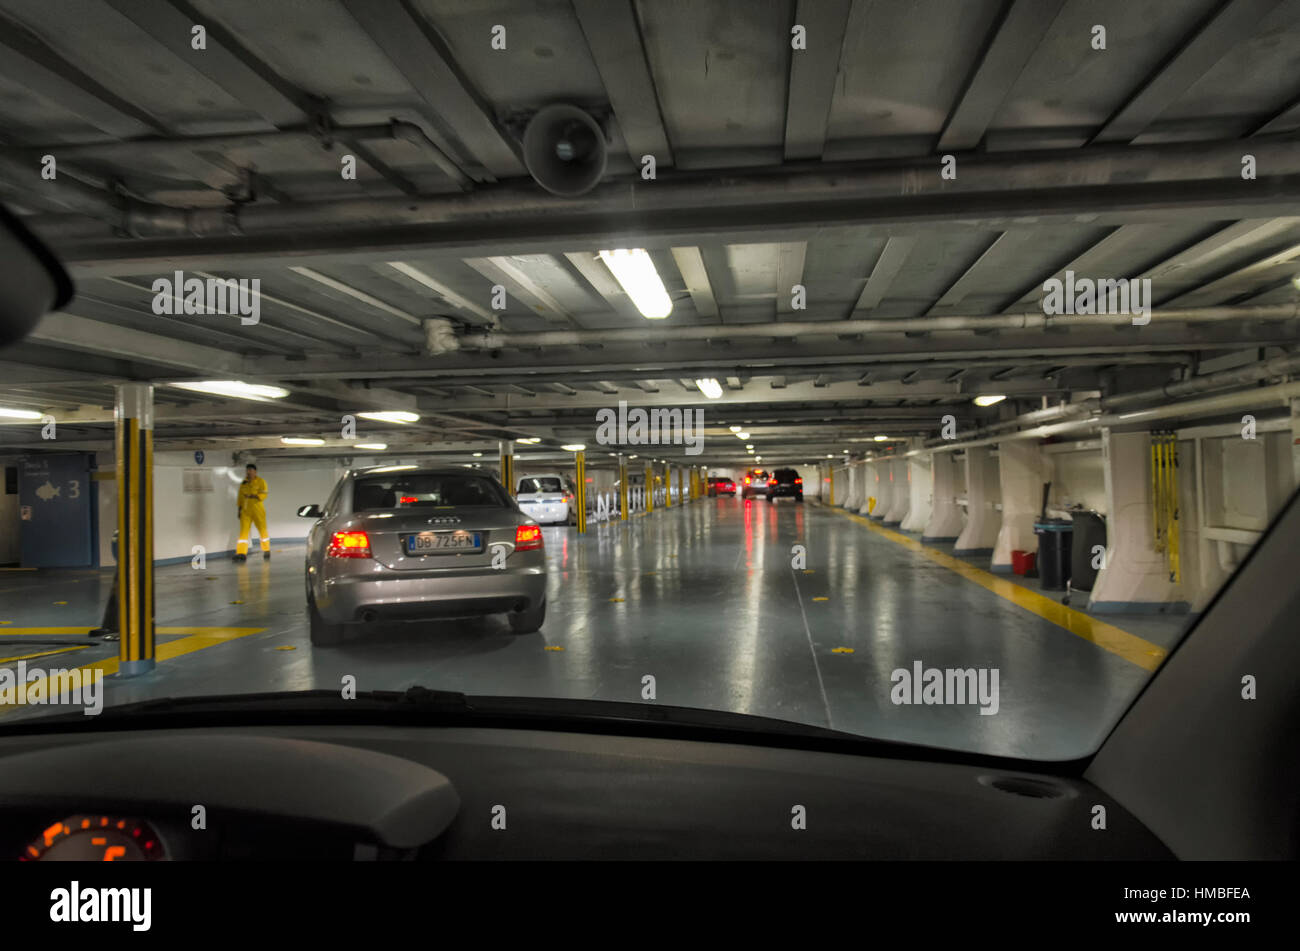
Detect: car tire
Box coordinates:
(308, 593, 345, 646)
(796, 494, 803, 503)
(509, 598, 546, 634)
(766, 494, 774, 503)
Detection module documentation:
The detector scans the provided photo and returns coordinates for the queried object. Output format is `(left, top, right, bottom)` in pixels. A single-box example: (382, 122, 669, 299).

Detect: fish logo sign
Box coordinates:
(35, 481, 61, 501)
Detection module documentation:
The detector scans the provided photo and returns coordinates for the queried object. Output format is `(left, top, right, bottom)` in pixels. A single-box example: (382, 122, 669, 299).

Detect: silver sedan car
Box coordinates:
(298, 466, 548, 646)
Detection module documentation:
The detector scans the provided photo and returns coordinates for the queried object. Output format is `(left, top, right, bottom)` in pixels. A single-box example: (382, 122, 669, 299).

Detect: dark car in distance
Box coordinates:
(766, 468, 803, 503)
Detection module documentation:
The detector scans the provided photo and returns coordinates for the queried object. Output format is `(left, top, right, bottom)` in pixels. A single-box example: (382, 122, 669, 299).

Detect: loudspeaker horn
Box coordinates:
(522, 104, 607, 198)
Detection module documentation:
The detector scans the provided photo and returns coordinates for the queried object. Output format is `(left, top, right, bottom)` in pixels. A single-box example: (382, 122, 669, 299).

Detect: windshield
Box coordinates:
(353, 473, 508, 509)
(518, 477, 564, 494)
(0, 1, 1296, 768)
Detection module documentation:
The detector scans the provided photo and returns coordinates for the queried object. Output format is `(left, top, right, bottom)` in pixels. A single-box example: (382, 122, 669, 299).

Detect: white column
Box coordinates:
(992, 441, 1046, 571)
(900, 456, 932, 532)
(857, 461, 876, 515)
(1089, 428, 1185, 612)
(923, 452, 966, 541)
(883, 458, 910, 524)
(954, 446, 1001, 553)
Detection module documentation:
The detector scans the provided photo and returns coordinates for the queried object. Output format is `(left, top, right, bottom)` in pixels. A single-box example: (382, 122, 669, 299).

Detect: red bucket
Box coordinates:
(1011, 550, 1036, 575)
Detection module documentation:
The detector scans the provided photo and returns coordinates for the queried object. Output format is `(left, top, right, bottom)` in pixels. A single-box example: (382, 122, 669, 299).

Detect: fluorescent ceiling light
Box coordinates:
(735, 431, 750, 440)
(357, 411, 419, 423)
(745, 444, 754, 450)
(516, 437, 541, 444)
(354, 443, 387, 450)
(728, 425, 741, 433)
(598, 249, 672, 319)
(281, 437, 325, 446)
(695, 378, 722, 399)
(561, 444, 586, 452)
(169, 381, 289, 401)
(973, 394, 1006, 407)
(472, 452, 483, 457)
(0, 407, 43, 420)
(874, 435, 888, 442)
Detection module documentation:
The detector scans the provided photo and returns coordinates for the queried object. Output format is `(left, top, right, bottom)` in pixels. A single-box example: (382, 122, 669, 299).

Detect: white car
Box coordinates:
(515, 473, 575, 525)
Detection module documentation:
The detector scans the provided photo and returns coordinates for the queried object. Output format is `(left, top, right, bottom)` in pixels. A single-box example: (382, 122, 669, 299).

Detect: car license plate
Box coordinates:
(405, 531, 482, 554)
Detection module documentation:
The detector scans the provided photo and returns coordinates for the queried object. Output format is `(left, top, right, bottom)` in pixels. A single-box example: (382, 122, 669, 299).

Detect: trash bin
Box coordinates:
(1034, 519, 1073, 591)
(1068, 511, 1107, 592)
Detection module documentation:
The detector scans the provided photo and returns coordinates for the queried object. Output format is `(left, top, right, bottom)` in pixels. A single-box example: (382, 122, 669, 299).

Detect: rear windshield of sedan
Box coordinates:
(518, 477, 564, 493)
(352, 474, 508, 510)
(774, 469, 799, 480)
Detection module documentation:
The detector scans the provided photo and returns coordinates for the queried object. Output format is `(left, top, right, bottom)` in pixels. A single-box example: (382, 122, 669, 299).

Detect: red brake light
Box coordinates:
(768, 479, 777, 486)
(794, 478, 802, 484)
(515, 524, 544, 551)
(744, 477, 751, 484)
(327, 530, 371, 558)
(399, 495, 418, 504)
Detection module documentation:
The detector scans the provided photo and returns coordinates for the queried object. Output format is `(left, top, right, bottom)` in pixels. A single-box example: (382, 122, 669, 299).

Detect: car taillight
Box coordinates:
(515, 524, 544, 551)
(794, 478, 802, 484)
(327, 530, 371, 558)
(744, 477, 751, 484)
(768, 479, 777, 486)
(399, 495, 418, 504)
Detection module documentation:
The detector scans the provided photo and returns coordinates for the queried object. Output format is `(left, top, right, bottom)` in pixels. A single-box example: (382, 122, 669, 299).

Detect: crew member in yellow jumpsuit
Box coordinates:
(235, 463, 270, 562)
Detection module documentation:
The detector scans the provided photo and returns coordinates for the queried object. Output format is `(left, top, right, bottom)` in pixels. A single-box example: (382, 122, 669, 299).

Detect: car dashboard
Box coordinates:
(0, 723, 1174, 861)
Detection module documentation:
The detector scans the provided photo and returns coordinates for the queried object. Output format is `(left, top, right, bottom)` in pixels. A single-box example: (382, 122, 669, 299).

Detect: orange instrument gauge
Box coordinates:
(20, 816, 166, 861)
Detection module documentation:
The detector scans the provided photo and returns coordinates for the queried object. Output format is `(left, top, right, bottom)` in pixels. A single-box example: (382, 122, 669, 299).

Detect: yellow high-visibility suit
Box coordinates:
(236, 475, 270, 556)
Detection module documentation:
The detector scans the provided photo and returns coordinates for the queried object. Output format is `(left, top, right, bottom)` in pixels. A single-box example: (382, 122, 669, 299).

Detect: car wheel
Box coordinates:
(308, 592, 345, 646)
(509, 598, 546, 634)
(766, 494, 774, 503)
(796, 494, 804, 503)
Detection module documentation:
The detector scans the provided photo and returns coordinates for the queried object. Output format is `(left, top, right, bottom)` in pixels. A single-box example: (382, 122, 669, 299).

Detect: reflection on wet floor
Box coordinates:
(0, 499, 1188, 759)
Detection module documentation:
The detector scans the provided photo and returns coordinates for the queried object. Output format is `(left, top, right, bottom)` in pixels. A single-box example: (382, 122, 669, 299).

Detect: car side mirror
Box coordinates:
(297, 504, 323, 518)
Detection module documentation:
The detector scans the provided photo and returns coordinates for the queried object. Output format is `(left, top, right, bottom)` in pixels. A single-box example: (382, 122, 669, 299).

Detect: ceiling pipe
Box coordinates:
(924, 351, 1300, 448)
(454, 306, 1299, 351)
(19, 133, 1300, 242)
(918, 378, 1300, 455)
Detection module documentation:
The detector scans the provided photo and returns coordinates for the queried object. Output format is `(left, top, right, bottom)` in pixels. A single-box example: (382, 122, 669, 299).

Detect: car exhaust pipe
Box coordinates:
(359, 609, 378, 623)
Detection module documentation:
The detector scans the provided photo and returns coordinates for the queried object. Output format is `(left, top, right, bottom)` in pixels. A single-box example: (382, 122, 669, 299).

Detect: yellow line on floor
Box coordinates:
(824, 505, 1167, 672)
(72, 627, 266, 679)
(0, 646, 90, 664)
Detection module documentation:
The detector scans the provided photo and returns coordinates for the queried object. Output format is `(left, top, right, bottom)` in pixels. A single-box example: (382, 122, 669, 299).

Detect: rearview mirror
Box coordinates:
(0, 204, 74, 349)
(297, 504, 323, 518)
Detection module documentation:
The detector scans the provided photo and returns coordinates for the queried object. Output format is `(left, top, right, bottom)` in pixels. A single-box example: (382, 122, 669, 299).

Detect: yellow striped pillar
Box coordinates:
(499, 440, 515, 497)
(574, 450, 587, 534)
(676, 466, 684, 505)
(664, 463, 673, 508)
(644, 462, 654, 513)
(116, 383, 155, 676)
(618, 455, 629, 520)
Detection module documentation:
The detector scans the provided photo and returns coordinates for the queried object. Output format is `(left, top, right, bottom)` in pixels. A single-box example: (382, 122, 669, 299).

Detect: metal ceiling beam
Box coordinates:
(0, 12, 166, 138)
(775, 242, 808, 316)
(854, 237, 916, 312)
(105, 0, 305, 126)
(937, 0, 1068, 151)
(343, 0, 523, 179)
(1091, 0, 1284, 144)
(572, 0, 673, 165)
(783, 0, 852, 160)
(226, 323, 1295, 383)
(408, 378, 1059, 414)
(33, 135, 1300, 266)
(669, 246, 719, 319)
(27, 313, 244, 374)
